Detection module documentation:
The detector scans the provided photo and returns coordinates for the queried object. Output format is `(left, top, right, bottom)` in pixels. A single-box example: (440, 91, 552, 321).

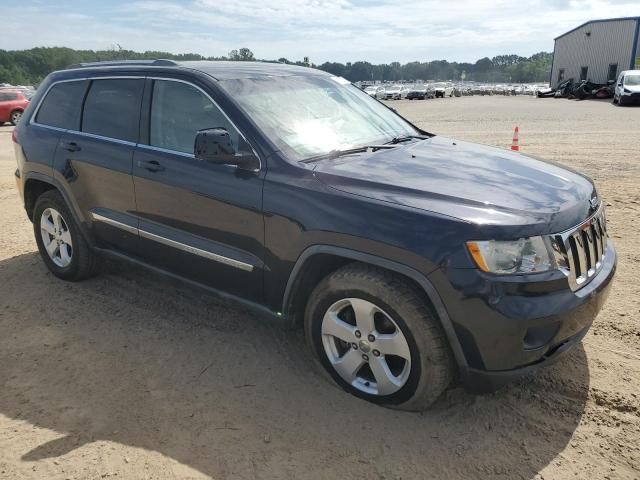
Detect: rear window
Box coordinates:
(82, 79, 144, 142)
(36, 81, 88, 130)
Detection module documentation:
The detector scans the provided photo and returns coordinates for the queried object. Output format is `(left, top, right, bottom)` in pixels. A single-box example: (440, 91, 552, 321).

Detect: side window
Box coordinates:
(82, 78, 144, 143)
(0, 92, 7, 101)
(36, 81, 88, 130)
(149, 79, 239, 154)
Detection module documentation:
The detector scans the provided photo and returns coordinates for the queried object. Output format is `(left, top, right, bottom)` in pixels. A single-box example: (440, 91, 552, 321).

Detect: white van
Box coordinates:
(613, 70, 640, 106)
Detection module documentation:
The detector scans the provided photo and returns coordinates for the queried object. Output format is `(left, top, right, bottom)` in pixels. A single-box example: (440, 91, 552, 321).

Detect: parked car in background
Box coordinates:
(383, 85, 409, 100)
(364, 85, 385, 99)
(613, 70, 640, 106)
(433, 82, 454, 98)
(0, 90, 30, 125)
(406, 85, 434, 100)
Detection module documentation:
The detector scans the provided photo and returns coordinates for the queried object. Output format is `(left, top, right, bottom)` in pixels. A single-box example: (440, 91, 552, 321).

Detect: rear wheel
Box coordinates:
(305, 264, 453, 411)
(10, 110, 23, 125)
(33, 190, 98, 281)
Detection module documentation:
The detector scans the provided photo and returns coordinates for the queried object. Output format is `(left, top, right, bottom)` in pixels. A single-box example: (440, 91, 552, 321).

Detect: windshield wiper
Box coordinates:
(300, 144, 397, 163)
(385, 134, 430, 145)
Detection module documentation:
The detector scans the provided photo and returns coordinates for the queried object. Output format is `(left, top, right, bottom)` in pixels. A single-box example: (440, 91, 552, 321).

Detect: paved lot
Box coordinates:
(0, 96, 638, 479)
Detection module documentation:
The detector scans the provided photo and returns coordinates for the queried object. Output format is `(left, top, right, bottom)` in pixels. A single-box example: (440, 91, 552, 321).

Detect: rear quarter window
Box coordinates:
(36, 81, 88, 130)
(81, 78, 144, 143)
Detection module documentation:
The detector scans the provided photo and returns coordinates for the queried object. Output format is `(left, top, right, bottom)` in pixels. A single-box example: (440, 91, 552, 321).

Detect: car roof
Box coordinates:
(178, 61, 332, 80)
(63, 60, 331, 81)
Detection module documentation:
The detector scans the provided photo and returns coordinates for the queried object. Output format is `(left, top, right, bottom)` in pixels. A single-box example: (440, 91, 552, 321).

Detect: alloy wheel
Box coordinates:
(321, 298, 411, 396)
(11, 111, 22, 124)
(40, 207, 73, 267)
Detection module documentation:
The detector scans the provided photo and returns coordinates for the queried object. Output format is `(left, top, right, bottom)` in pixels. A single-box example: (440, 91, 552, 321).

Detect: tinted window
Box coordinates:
(36, 81, 87, 130)
(82, 79, 144, 142)
(149, 80, 238, 154)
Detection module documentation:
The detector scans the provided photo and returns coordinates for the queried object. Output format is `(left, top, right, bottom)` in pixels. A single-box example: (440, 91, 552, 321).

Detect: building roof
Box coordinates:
(555, 16, 640, 41)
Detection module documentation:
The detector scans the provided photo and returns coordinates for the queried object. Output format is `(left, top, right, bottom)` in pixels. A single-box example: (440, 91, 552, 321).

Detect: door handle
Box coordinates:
(138, 160, 165, 172)
(61, 141, 81, 152)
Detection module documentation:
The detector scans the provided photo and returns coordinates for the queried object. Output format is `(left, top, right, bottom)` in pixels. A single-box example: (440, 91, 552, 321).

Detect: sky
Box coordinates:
(2, 0, 639, 64)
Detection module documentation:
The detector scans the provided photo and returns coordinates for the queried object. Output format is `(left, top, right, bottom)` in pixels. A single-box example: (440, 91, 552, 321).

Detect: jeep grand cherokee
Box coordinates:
(13, 60, 616, 410)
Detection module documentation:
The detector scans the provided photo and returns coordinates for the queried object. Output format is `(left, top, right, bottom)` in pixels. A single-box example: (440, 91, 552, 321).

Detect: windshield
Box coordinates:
(220, 75, 418, 161)
(625, 75, 640, 86)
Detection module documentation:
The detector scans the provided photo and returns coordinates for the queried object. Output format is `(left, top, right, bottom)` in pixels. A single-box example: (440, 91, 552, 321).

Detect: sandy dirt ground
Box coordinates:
(0, 96, 638, 480)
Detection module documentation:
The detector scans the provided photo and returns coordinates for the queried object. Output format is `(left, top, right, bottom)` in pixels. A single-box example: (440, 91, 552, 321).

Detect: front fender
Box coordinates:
(281, 244, 468, 371)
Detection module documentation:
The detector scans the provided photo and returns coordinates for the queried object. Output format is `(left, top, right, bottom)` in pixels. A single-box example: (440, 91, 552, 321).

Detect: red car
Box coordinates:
(0, 90, 30, 125)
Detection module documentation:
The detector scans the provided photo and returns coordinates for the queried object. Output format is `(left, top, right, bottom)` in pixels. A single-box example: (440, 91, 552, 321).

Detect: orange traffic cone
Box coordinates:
(511, 126, 520, 151)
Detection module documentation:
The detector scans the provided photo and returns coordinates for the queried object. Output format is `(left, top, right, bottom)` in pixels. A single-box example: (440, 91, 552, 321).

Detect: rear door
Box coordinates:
(131, 77, 264, 302)
(53, 77, 144, 252)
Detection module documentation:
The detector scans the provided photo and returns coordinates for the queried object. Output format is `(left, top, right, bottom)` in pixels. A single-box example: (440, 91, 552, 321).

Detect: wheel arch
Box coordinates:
(24, 176, 57, 221)
(282, 245, 468, 370)
(22, 173, 95, 248)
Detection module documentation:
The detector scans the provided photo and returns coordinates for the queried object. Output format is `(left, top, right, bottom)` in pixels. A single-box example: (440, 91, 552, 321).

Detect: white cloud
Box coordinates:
(3, 1, 640, 63)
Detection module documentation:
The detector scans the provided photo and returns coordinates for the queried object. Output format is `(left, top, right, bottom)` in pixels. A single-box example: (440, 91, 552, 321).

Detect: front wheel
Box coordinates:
(305, 264, 454, 411)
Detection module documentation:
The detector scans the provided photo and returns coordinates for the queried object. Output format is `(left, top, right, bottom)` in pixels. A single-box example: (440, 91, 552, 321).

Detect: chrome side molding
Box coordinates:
(90, 212, 254, 272)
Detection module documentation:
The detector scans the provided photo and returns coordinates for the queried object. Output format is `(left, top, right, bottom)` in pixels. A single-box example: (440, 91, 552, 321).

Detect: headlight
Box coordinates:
(466, 237, 557, 274)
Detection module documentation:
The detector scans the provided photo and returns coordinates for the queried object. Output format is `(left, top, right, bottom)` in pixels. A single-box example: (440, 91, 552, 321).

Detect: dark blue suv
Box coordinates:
(13, 60, 616, 410)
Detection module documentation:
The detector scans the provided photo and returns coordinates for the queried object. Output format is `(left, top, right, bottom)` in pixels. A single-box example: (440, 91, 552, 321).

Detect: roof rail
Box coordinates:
(66, 59, 179, 69)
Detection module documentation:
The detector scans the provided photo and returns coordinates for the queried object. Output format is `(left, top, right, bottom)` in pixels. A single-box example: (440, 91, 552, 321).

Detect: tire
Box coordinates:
(304, 263, 454, 411)
(612, 95, 618, 104)
(33, 190, 98, 281)
(10, 109, 23, 126)
(618, 96, 626, 106)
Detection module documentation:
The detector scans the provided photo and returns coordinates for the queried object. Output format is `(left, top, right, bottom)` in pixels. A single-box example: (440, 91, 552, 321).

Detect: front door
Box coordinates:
(132, 78, 264, 302)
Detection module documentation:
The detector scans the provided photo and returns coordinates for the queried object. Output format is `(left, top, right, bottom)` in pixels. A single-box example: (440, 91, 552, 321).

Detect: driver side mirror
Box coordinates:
(194, 128, 259, 171)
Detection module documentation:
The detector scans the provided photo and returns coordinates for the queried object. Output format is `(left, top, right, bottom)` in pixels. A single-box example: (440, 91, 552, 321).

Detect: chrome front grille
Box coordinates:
(551, 206, 608, 291)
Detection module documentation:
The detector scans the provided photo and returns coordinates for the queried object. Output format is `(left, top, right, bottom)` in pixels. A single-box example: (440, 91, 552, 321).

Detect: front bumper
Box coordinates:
(430, 241, 616, 392)
(621, 92, 640, 104)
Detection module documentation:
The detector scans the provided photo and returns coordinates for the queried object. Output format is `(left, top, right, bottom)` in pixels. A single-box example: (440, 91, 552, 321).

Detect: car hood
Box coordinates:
(624, 83, 640, 92)
(314, 136, 597, 237)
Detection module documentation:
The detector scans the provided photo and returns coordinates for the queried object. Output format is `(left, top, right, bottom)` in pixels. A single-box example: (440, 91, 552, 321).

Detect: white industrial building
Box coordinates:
(550, 17, 640, 87)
